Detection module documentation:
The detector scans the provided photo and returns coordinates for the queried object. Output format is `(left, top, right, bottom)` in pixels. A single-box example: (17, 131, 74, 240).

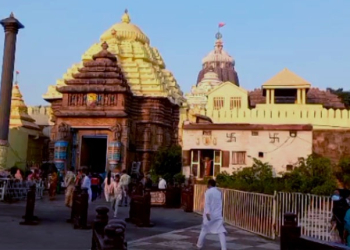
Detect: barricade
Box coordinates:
(19, 184, 39, 225)
(181, 185, 194, 212)
(67, 186, 90, 229)
(280, 213, 350, 250)
(165, 186, 181, 208)
(0, 178, 44, 201)
(125, 189, 154, 227)
(91, 206, 127, 250)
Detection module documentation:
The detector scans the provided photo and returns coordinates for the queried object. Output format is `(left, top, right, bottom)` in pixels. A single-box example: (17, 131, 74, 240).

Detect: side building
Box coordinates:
(181, 31, 350, 178)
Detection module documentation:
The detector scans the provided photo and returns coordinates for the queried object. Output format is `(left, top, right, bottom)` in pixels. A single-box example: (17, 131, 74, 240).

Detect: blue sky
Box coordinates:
(0, 0, 350, 105)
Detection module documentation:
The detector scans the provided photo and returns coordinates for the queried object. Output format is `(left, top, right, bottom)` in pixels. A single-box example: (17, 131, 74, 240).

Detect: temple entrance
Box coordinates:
(80, 135, 107, 173)
(190, 149, 222, 179)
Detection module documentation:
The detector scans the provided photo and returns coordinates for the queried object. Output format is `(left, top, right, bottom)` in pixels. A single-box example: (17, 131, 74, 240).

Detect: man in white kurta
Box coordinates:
(197, 179, 227, 250)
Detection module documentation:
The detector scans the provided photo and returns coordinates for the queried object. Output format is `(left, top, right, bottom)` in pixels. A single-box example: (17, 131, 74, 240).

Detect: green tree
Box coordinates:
(284, 155, 337, 195)
(151, 145, 182, 182)
(336, 157, 350, 188)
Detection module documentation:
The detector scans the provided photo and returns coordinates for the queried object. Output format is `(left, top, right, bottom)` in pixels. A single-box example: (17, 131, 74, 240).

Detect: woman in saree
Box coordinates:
(49, 169, 58, 200)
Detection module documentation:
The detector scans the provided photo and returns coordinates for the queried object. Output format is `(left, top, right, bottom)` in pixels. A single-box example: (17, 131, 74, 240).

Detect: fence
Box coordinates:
(194, 184, 333, 241)
(0, 178, 45, 201)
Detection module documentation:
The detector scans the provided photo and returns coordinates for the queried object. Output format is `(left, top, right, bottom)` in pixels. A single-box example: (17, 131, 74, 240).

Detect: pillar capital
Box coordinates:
(0, 13, 24, 34)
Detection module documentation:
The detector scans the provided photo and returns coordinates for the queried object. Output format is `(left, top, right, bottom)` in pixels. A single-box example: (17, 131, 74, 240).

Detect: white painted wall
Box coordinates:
(182, 129, 312, 176)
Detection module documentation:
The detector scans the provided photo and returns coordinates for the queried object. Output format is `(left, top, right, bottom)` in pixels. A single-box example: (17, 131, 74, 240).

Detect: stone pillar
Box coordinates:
(270, 89, 275, 104)
(266, 89, 270, 104)
(0, 13, 24, 170)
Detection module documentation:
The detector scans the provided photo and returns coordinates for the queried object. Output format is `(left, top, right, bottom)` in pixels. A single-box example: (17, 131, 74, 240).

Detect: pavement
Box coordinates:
(0, 193, 279, 250)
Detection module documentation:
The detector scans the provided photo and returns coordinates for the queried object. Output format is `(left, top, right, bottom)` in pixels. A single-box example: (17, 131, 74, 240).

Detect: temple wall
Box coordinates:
(313, 130, 350, 163)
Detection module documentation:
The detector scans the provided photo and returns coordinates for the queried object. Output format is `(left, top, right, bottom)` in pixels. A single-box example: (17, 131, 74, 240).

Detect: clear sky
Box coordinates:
(0, 0, 350, 105)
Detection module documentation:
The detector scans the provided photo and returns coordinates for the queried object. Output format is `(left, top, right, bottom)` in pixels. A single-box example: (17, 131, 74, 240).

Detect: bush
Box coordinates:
(173, 173, 185, 184)
(151, 145, 182, 177)
(214, 154, 337, 196)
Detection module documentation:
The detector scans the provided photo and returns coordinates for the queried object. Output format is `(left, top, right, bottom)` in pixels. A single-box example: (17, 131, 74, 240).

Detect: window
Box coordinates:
(252, 131, 259, 136)
(258, 152, 264, 158)
(230, 97, 242, 109)
(213, 97, 225, 110)
(286, 165, 294, 171)
(231, 151, 246, 165)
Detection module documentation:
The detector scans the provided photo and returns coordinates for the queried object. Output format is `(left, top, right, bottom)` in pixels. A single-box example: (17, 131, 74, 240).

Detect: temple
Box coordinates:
(43, 10, 184, 173)
(196, 31, 239, 85)
(4, 83, 49, 169)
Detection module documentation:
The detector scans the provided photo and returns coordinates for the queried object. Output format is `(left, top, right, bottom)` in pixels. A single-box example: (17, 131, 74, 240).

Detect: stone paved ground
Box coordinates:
(128, 224, 279, 250)
(0, 193, 279, 249)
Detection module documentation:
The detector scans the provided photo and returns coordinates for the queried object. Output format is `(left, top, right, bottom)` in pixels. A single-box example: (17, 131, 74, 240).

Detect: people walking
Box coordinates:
(197, 179, 227, 250)
(120, 169, 130, 206)
(81, 168, 92, 203)
(49, 168, 58, 200)
(112, 174, 124, 217)
(64, 167, 76, 207)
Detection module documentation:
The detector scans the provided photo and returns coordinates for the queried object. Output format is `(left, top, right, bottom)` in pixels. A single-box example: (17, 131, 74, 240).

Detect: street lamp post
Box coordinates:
(0, 13, 24, 170)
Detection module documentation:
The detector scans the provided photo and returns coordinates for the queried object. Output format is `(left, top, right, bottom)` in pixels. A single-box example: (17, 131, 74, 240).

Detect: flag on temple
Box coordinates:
(16, 70, 19, 74)
(218, 22, 225, 28)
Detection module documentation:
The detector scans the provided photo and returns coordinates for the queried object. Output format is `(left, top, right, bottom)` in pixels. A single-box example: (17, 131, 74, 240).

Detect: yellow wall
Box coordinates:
(7, 128, 29, 170)
(180, 81, 350, 130)
(206, 82, 249, 111)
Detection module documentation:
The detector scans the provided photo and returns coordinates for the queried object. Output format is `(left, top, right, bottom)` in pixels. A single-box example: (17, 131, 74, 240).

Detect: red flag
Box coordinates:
(16, 70, 19, 74)
(218, 22, 225, 28)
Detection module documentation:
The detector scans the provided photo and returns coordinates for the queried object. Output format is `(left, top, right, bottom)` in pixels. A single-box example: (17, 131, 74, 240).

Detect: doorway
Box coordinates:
(80, 135, 107, 173)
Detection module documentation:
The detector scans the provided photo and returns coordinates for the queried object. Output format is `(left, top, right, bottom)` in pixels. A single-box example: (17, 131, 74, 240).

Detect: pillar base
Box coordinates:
(0, 144, 8, 171)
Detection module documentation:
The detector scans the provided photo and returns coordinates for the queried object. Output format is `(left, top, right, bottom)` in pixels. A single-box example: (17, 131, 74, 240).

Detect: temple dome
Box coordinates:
(100, 10, 150, 44)
(202, 39, 234, 65)
(43, 10, 185, 105)
(197, 32, 239, 86)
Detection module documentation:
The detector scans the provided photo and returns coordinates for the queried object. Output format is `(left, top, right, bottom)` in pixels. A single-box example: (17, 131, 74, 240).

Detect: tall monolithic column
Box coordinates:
(0, 13, 24, 170)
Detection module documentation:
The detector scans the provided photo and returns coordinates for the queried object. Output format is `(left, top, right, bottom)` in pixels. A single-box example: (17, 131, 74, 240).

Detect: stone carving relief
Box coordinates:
(110, 123, 122, 140)
(157, 127, 163, 145)
(58, 122, 70, 140)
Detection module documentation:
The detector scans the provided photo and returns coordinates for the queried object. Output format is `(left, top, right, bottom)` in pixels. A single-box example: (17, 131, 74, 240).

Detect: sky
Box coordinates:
(0, 0, 350, 105)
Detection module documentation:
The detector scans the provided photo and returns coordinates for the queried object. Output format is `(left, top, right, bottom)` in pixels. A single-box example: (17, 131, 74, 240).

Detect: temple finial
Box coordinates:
(10, 12, 14, 18)
(101, 41, 109, 50)
(121, 9, 131, 23)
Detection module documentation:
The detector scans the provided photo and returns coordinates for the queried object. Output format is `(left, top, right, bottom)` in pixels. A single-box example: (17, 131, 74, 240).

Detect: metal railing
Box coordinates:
(0, 178, 45, 201)
(194, 184, 333, 241)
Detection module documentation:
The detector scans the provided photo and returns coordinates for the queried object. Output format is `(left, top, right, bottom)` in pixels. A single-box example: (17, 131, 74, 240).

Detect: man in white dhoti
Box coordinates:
(197, 179, 227, 250)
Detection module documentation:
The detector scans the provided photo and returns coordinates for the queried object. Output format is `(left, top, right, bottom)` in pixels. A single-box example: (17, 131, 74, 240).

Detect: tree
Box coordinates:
(336, 157, 350, 189)
(284, 155, 337, 195)
(151, 145, 182, 181)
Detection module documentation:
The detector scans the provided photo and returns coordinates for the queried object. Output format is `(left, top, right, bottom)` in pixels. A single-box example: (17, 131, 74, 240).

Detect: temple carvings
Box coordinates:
(48, 38, 180, 172)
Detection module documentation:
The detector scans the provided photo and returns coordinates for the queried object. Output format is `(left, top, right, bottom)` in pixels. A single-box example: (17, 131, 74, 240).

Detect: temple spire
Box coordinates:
(121, 9, 130, 24)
